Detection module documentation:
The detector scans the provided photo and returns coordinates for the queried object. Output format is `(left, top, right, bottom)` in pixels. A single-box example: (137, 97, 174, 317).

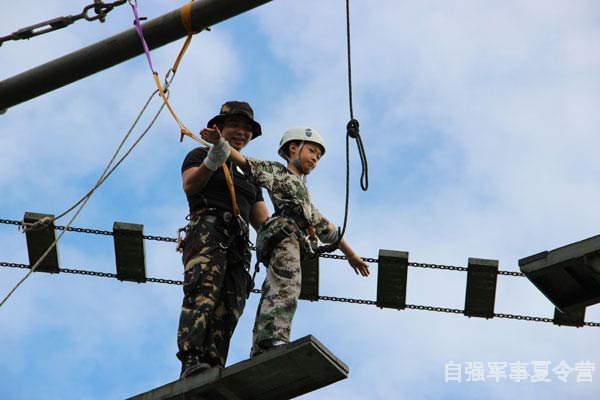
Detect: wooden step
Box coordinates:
(128, 335, 349, 400)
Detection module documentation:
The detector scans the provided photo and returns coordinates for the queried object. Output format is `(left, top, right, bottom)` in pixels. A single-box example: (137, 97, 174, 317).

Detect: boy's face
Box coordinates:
(290, 142, 323, 174)
(221, 115, 253, 151)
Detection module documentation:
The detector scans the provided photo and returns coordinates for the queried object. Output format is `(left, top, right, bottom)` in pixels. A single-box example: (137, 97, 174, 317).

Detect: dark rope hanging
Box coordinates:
(345, 0, 368, 192)
(314, 0, 368, 255)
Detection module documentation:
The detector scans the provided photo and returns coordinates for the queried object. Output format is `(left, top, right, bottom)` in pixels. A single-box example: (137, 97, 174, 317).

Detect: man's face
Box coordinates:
(221, 116, 253, 151)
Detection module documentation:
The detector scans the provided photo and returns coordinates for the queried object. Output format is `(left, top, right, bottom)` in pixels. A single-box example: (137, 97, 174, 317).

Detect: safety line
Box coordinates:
(130, 0, 241, 217)
(0, 95, 167, 309)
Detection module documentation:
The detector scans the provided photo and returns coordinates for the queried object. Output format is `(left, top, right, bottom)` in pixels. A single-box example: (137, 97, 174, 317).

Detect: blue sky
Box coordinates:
(1, 1, 600, 399)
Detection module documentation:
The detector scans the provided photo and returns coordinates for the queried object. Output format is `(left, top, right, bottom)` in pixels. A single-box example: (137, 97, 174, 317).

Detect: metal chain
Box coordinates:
(0, 1, 129, 46)
(408, 262, 468, 272)
(498, 270, 525, 277)
(142, 235, 177, 243)
(61, 267, 118, 279)
(0, 219, 177, 243)
(0, 262, 29, 269)
(56, 225, 113, 236)
(405, 304, 464, 314)
(0, 218, 525, 274)
(0, 219, 22, 227)
(494, 313, 554, 324)
(1, 261, 598, 327)
(146, 277, 183, 285)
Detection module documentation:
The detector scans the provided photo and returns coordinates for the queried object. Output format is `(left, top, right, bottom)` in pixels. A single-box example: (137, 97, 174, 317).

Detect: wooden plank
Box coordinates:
(24, 212, 60, 273)
(127, 335, 348, 400)
(376, 249, 408, 309)
(299, 254, 319, 301)
(519, 234, 600, 311)
(463, 258, 498, 319)
(113, 221, 147, 283)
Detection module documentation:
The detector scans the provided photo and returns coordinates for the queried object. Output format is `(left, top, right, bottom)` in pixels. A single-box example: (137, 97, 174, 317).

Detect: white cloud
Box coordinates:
(1, 0, 600, 399)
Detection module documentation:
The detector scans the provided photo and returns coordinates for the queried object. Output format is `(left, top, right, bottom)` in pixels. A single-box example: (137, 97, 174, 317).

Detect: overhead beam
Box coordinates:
(0, 0, 273, 112)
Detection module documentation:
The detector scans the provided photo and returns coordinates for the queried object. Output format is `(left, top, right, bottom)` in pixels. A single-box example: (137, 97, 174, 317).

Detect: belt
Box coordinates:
(189, 208, 234, 223)
(274, 208, 309, 230)
(189, 208, 249, 236)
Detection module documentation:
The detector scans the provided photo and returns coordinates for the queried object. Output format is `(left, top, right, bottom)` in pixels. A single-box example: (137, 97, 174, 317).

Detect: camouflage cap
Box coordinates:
(207, 101, 262, 139)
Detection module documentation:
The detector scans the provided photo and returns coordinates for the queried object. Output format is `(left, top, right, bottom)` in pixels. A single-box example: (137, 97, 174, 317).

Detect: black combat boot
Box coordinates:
(180, 353, 211, 379)
(253, 338, 288, 357)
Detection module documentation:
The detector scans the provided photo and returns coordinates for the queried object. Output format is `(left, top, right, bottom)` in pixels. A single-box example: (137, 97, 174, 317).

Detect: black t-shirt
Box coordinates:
(181, 147, 264, 222)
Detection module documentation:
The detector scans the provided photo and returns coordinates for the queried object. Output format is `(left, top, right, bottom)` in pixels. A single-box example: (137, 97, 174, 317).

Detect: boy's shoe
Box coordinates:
(253, 338, 288, 357)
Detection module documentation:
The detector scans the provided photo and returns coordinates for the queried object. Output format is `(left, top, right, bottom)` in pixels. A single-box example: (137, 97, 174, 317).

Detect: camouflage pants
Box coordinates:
(177, 215, 251, 367)
(251, 233, 301, 355)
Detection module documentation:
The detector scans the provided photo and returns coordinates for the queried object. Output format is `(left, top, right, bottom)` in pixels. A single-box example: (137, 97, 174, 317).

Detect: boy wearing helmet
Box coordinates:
(201, 125, 369, 357)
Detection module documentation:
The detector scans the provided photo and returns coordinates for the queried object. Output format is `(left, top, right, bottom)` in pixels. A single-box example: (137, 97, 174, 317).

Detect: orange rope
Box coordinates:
(147, 1, 240, 217)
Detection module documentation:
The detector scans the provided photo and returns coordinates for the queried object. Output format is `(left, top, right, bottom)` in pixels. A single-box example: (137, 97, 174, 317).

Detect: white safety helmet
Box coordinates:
(277, 126, 326, 162)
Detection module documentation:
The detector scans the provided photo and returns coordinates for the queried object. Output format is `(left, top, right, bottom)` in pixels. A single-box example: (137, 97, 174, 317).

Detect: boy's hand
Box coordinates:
(348, 254, 370, 277)
(200, 125, 224, 144)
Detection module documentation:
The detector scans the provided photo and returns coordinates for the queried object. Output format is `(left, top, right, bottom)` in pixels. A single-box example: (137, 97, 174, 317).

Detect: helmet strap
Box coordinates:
(289, 141, 310, 178)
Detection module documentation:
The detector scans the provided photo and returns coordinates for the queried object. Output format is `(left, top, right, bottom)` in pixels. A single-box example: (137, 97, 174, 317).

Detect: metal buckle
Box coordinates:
(176, 227, 186, 253)
(203, 215, 217, 224)
(305, 235, 317, 254)
(236, 216, 249, 235)
(281, 225, 294, 237)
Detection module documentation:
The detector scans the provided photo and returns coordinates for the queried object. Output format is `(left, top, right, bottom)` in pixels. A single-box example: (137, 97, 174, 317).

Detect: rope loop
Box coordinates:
(347, 118, 359, 138)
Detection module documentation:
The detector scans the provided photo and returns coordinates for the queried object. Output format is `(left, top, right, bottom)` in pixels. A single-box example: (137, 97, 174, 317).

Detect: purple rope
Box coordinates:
(130, 1, 156, 74)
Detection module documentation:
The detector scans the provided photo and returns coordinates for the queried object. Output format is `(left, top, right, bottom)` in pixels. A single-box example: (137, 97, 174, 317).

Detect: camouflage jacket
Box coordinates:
(245, 157, 330, 234)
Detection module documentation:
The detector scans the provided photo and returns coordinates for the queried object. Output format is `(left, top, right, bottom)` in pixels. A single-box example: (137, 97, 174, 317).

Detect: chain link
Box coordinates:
(56, 225, 113, 236)
(0, 1, 128, 46)
(498, 270, 525, 277)
(409, 262, 468, 272)
(0, 219, 23, 227)
(146, 277, 183, 285)
(0, 262, 29, 269)
(142, 235, 177, 243)
(405, 304, 464, 314)
(1, 220, 176, 243)
(0, 219, 550, 276)
(318, 295, 377, 305)
(494, 313, 554, 324)
(61, 267, 117, 279)
(1, 261, 598, 327)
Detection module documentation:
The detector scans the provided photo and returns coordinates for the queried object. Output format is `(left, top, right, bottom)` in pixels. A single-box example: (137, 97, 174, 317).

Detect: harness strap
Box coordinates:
(274, 208, 317, 241)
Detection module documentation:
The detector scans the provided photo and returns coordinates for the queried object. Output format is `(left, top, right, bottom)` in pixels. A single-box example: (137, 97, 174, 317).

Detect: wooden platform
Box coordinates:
(128, 335, 349, 400)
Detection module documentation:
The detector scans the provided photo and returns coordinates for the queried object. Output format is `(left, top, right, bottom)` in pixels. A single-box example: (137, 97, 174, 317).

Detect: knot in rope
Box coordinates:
(347, 118, 359, 139)
(21, 216, 53, 232)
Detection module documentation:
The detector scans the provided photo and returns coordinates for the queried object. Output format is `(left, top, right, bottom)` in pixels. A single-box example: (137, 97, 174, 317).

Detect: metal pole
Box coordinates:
(0, 0, 273, 112)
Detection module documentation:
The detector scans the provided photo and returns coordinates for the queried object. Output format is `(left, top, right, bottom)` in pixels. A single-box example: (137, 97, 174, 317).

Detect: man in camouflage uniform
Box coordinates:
(200, 125, 370, 357)
(177, 101, 268, 378)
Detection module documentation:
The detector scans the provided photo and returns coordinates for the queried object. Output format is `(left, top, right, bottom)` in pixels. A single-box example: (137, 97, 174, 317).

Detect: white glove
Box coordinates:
(203, 138, 231, 171)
